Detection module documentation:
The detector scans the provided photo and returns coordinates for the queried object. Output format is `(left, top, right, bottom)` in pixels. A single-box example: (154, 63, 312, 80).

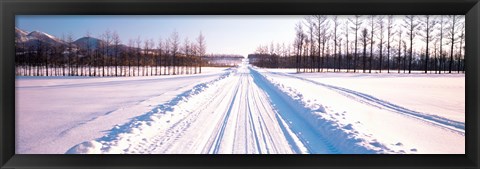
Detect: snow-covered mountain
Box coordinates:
(15, 28, 30, 42)
(16, 27, 134, 54)
(15, 27, 66, 47)
(27, 30, 65, 46)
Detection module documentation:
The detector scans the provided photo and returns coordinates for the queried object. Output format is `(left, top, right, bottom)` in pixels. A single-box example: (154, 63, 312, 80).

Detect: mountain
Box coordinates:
(27, 30, 65, 46)
(73, 37, 104, 50)
(15, 27, 66, 47)
(74, 37, 134, 55)
(15, 28, 133, 55)
(15, 27, 30, 42)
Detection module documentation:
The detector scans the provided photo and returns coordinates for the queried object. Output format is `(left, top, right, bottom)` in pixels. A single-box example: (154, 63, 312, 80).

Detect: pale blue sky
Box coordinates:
(16, 15, 305, 57)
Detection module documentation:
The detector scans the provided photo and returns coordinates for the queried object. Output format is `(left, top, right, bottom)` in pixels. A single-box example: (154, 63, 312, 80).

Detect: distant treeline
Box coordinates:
(249, 15, 465, 74)
(203, 54, 244, 67)
(15, 30, 207, 76)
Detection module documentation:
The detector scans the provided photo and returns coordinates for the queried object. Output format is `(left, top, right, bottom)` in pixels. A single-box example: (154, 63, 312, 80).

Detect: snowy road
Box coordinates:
(142, 67, 300, 154)
(68, 64, 338, 154)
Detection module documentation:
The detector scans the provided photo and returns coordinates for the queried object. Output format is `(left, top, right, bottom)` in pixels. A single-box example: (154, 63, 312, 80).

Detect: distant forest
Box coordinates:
(249, 15, 465, 74)
(15, 29, 208, 77)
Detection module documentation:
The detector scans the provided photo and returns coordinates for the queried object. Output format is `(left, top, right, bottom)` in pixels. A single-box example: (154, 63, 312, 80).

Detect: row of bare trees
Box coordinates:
(250, 15, 465, 74)
(15, 30, 207, 77)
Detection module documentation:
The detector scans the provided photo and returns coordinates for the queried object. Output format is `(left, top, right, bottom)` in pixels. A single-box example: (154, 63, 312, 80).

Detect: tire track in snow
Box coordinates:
(250, 68, 340, 154)
(152, 72, 241, 154)
(134, 67, 298, 154)
(268, 71, 465, 135)
(208, 73, 243, 153)
(203, 70, 297, 154)
(247, 103, 263, 153)
(151, 67, 302, 154)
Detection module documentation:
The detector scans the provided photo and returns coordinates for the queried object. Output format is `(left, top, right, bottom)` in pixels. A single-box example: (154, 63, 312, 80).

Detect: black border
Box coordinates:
(1, 0, 479, 168)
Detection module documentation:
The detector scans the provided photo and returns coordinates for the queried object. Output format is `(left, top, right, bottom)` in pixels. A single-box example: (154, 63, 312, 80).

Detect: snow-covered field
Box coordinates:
(16, 67, 229, 154)
(259, 68, 464, 154)
(16, 63, 465, 154)
(265, 68, 465, 123)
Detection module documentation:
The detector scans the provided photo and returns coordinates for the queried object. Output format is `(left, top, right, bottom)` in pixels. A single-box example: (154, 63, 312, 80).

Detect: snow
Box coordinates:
(16, 64, 465, 154)
(27, 30, 64, 45)
(258, 68, 465, 154)
(15, 27, 31, 43)
(66, 64, 311, 154)
(264, 68, 465, 123)
(16, 67, 230, 154)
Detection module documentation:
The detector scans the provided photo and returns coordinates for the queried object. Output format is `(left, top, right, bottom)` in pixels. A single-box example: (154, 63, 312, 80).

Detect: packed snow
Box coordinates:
(16, 62, 465, 154)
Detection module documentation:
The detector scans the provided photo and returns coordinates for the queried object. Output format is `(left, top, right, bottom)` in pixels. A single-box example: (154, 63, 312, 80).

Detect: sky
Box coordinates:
(16, 15, 465, 57)
(16, 15, 305, 57)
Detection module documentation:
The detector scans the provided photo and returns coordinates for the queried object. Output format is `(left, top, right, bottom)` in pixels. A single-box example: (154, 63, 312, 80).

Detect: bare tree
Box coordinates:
(44, 42, 50, 76)
(294, 23, 306, 73)
(433, 37, 439, 74)
(403, 15, 420, 73)
(149, 39, 155, 76)
(190, 41, 198, 72)
(144, 39, 153, 76)
(313, 15, 328, 72)
(376, 16, 385, 73)
(170, 31, 180, 75)
(419, 15, 438, 73)
(386, 15, 394, 73)
(361, 28, 368, 73)
(196, 31, 206, 74)
(349, 15, 362, 73)
(184, 37, 190, 74)
(164, 38, 170, 75)
(113, 31, 121, 76)
(84, 31, 93, 77)
(332, 16, 340, 72)
(135, 36, 141, 76)
(304, 16, 316, 72)
(343, 20, 350, 72)
(438, 15, 445, 73)
(269, 42, 275, 56)
(66, 33, 74, 76)
(72, 33, 80, 76)
(447, 15, 461, 73)
(275, 42, 282, 68)
(321, 34, 331, 72)
(397, 29, 403, 73)
(157, 37, 163, 76)
(128, 39, 134, 76)
(457, 21, 465, 73)
(337, 37, 343, 72)
(103, 30, 112, 76)
(368, 15, 375, 73)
